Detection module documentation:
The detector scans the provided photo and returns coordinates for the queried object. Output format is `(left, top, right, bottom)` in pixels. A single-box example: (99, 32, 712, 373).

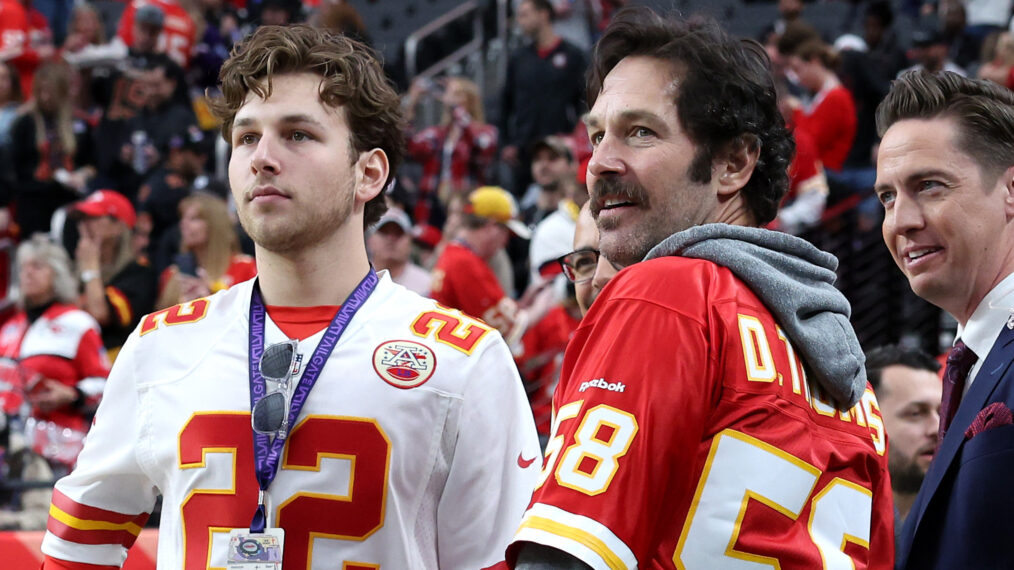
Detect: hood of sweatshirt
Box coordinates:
(645, 223, 865, 408)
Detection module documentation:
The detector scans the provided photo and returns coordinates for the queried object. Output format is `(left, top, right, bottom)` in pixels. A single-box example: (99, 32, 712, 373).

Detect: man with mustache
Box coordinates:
(508, 7, 894, 569)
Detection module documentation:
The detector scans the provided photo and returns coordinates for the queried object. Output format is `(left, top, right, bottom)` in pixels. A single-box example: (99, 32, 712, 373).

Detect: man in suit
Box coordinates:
(875, 69, 1014, 568)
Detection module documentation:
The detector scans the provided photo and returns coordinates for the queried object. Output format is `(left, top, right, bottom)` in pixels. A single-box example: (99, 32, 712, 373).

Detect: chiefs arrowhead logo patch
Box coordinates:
(372, 340, 437, 389)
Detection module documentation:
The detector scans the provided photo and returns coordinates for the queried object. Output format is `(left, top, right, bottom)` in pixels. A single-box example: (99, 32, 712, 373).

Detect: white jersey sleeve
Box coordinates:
(41, 327, 158, 566)
(438, 334, 542, 569)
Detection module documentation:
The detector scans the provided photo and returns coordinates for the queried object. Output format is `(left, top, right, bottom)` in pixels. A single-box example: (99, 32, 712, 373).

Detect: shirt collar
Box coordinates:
(957, 271, 1014, 361)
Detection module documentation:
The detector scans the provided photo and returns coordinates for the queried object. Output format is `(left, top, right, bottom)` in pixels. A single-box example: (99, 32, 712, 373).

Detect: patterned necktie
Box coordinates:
(939, 340, 978, 441)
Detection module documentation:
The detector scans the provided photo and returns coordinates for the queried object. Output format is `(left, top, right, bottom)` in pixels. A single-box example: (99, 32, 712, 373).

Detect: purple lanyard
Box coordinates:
(247, 268, 379, 532)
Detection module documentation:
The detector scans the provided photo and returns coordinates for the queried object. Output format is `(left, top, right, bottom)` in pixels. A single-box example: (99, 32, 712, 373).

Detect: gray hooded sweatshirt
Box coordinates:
(645, 223, 866, 408)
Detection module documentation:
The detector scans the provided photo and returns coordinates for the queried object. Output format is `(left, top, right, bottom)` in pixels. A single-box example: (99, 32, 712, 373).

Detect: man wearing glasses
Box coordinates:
(557, 202, 618, 316)
(41, 26, 540, 570)
(510, 7, 893, 569)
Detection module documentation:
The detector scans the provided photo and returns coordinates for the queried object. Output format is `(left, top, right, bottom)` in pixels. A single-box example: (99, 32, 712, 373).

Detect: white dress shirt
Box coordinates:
(955, 271, 1014, 390)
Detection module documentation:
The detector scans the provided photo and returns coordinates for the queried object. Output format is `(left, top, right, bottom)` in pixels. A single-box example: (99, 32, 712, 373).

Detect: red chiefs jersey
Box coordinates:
(430, 241, 518, 339)
(117, 0, 196, 68)
(0, 304, 110, 433)
(510, 257, 893, 569)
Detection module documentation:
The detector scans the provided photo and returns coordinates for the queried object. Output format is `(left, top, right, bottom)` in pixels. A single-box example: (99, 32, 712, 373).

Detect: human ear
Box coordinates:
(355, 148, 390, 203)
(714, 134, 761, 197)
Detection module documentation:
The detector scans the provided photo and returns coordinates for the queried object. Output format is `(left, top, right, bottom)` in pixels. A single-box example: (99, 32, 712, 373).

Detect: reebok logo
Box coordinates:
(578, 378, 626, 393)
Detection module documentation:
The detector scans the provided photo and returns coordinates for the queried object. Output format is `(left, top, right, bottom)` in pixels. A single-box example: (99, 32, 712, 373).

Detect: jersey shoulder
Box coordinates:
(363, 278, 515, 392)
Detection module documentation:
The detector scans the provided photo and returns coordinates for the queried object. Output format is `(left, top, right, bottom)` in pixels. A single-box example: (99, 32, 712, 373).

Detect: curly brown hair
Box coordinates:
(210, 24, 404, 227)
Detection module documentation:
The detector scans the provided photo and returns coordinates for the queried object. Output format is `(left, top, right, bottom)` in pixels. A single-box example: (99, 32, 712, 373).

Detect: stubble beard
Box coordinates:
(239, 189, 355, 255)
(888, 451, 926, 494)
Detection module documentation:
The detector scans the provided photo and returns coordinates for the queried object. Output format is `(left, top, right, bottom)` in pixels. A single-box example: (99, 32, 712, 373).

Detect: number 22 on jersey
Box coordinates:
(538, 403, 873, 569)
(179, 412, 390, 570)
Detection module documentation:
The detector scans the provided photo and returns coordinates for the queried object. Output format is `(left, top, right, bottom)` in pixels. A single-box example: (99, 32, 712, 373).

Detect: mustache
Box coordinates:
(590, 177, 650, 218)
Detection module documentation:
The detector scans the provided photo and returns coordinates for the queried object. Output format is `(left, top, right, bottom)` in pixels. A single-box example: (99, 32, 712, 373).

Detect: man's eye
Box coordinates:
(291, 131, 311, 142)
(633, 127, 654, 138)
(237, 133, 258, 145)
(590, 132, 603, 145)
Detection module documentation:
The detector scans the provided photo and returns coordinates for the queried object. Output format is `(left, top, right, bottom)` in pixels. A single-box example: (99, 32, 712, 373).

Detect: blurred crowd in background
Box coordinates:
(0, 0, 1009, 530)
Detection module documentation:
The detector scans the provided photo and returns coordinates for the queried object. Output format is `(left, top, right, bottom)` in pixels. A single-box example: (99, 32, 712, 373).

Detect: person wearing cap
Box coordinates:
(116, 0, 196, 69)
(72, 189, 157, 357)
(431, 186, 532, 345)
(520, 135, 575, 226)
(899, 27, 967, 77)
(138, 123, 211, 265)
(366, 207, 431, 296)
(527, 136, 587, 291)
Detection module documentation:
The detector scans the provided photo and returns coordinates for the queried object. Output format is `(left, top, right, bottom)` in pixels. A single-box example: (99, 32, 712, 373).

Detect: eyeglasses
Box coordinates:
(251, 340, 298, 438)
(557, 248, 600, 284)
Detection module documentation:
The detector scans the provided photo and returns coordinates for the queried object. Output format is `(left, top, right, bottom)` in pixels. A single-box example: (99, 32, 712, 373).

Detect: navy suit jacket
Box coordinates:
(897, 322, 1014, 569)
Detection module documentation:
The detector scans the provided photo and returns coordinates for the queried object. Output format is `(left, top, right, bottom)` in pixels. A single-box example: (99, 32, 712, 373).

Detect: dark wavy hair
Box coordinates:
(877, 70, 1014, 183)
(210, 25, 404, 227)
(587, 7, 793, 224)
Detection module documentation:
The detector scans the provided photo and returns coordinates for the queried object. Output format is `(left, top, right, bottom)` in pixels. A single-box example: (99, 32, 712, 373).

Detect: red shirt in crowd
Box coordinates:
(117, 0, 197, 68)
(791, 83, 856, 172)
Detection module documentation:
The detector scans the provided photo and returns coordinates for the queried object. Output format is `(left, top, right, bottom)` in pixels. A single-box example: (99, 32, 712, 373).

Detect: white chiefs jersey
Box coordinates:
(41, 274, 541, 569)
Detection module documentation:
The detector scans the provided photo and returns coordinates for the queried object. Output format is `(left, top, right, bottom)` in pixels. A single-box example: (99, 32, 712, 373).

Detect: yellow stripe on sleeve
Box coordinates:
(518, 515, 627, 570)
(49, 503, 144, 536)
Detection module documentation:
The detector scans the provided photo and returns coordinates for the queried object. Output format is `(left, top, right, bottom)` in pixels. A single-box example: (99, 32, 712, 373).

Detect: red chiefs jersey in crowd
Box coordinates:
(117, 0, 196, 68)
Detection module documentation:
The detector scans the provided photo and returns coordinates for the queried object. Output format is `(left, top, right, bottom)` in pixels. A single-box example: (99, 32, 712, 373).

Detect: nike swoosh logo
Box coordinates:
(517, 452, 536, 468)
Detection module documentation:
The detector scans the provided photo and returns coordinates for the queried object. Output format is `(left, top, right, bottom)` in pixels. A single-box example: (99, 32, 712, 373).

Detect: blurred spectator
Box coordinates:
(109, 57, 196, 201)
(864, 1, 909, 83)
(253, 0, 299, 27)
(500, 0, 586, 195)
(431, 186, 531, 345)
(902, 27, 967, 76)
(405, 76, 498, 227)
(0, 0, 54, 97)
(775, 128, 828, 235)
(156, 192, 254, 309)
(782, 38, 857, 172)
(528, 141, 586, 289)
(0, 61, 23, 208)
(314, 0, 370, 45)
(520, 135, 574, 225)
(138, 124, 210, 270)
(9, 62, 95, 238)
(760, 0, 807, 43)
(978, 31, 1014, 86)
(516, 280, 580, 439)
(70, 190, 156, 357)
(117, 0, 196, 69)
(366, 208, 431, 296)
(834, 35, 890, 184)
(0, 234, 109, 474)
(58, 3, 104, 55)
(190, 0, 241, 91)
(940, 1, 980, 71)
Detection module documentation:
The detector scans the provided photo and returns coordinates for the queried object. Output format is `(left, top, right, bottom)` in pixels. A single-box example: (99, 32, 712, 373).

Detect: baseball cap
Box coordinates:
(412, 224, 442, 250)
(530, 135, 573, 162)
(135, 5, 165, 28)
(465, 186, 531, 239)
(168, 125, 208, 153)
(73, 190, 137, 229)
(912, 28, 944, 48)
(371, 208, 412, 234)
